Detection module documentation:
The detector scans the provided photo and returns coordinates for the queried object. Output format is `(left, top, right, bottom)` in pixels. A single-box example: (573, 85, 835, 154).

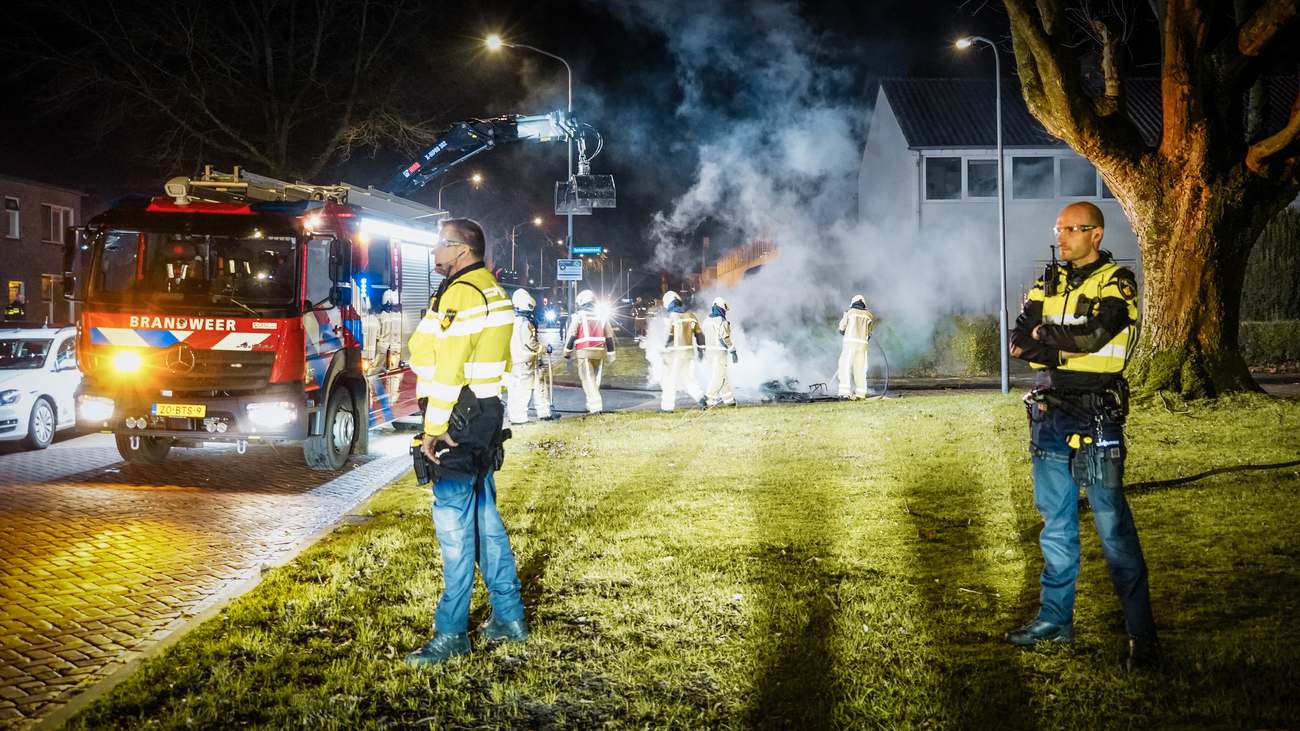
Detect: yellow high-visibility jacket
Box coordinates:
(407, 263, 513, 435)
(1015, 253, 1138, 375)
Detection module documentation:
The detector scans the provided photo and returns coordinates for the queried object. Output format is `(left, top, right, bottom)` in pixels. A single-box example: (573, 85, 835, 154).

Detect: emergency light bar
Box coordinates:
(358, 217, 439, 246)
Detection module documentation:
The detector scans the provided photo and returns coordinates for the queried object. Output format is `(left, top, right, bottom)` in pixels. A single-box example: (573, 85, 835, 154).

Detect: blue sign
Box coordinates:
(571, 245, 605, 255)
(556, 259, 583, 281)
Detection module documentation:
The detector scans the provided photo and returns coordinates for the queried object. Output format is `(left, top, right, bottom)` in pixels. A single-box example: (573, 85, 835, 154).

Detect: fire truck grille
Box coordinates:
(156, 349, 277, 391)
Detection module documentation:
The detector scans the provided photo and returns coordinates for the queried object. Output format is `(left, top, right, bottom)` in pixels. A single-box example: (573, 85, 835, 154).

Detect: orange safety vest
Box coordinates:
(573, 312, 607, 352)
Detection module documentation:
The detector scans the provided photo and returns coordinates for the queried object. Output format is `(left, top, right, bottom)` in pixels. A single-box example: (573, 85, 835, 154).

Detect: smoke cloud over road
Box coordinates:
(604, 0, 998, 397)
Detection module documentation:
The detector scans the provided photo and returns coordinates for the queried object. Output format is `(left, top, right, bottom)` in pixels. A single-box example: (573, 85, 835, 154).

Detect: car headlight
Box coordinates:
(112, 350, 144, 373)
(0, 389, 20, 406)
(78, 395, 115, 422)
(246, 401, 296, 428)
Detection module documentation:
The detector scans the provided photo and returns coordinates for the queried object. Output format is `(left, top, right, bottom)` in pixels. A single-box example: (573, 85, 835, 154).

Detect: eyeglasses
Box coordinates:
(437, 239, 468, 248)
(1053, 224, 1098, 235)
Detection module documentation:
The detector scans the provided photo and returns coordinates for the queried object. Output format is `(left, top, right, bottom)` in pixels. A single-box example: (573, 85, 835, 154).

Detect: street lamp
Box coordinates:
(437, 172, 483, 212)
(956, 35, 1010, 395)
(509, 216, 544, 270)
(485, 34, 575, 311)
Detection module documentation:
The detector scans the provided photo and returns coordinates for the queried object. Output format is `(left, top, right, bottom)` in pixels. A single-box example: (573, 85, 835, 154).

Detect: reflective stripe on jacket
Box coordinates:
(407, 264, 513, 435)
(838, 307, 875, 345)
(666, 311, 702, 350)
(1027, 260, 1137, 374)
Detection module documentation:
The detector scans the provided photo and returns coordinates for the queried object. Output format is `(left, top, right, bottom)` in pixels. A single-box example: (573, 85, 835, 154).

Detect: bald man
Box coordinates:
(1007, 201, 1159, 670)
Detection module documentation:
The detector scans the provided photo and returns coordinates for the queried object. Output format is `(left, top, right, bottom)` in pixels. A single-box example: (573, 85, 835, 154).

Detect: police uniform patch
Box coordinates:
(1117, 278, 1137, 301)
(441, 309, 457, 330)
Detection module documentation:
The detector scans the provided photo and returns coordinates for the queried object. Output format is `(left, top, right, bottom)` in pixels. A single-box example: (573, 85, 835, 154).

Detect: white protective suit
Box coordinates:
(661, 304, 705, 411)
(508, 310, 552, 423)
(564, 305, 616, 413)
(837, 297, 877, 398)
(702, 302, 737, 407)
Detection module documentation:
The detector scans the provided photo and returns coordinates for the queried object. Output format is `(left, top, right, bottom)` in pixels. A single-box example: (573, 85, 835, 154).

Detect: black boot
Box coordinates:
(1126, 636, 1162, 671)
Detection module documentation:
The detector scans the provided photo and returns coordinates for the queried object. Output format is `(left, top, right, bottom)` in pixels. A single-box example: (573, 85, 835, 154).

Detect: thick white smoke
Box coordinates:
(607, 0, 999, 398)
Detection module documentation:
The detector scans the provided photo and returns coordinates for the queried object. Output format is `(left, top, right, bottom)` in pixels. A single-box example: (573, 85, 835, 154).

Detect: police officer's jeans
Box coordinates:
(1031, 407, 1157, 640)
(432, 469, 525, 634)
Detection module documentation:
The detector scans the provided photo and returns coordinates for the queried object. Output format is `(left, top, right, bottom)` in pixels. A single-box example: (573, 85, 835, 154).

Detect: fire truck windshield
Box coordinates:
(89, 230, 297, 309)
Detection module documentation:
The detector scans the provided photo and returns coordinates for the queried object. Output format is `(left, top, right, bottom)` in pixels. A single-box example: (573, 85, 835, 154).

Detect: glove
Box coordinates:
(564, 351, 572, 360)
(546, 344, 554, 355)
(606, 351, 617, 364)
(730, 350, 739, 364)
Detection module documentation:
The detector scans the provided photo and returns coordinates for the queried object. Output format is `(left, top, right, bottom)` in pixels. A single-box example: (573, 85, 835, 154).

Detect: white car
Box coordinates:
(0, 325, 80, 449)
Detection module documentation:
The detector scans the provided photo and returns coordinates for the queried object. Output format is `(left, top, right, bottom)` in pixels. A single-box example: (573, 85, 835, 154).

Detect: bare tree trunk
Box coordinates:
(1126, 173, 1289, 396)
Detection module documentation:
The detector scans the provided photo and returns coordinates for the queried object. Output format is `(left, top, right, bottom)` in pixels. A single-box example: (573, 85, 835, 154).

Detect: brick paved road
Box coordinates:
(0, 431, 411, 729)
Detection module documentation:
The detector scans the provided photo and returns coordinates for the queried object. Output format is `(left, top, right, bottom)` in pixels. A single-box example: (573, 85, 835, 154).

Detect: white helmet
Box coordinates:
(576, 289, 596, 307)
(511, 288, 535, 311)
(712, 297, 730, 312)
(850, 294, 866, 307)
(662, 290, 681, 308)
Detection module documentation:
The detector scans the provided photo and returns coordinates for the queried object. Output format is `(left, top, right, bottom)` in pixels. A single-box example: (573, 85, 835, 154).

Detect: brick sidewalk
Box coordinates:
(0, 435, 410, 728)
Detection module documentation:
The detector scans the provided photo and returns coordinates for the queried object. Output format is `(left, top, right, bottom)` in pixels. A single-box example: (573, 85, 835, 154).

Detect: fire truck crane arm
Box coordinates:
(385, 113, 571, 198)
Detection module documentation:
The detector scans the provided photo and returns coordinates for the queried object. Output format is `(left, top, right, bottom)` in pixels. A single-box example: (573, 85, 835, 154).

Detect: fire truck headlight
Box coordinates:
(594, 301, 614, 323)
(246, 401, 296, 428)
(111, 350, 144, 374)
(544, 309, 558, 324)
(78, 395, 115, 422)
(0, 389, 20, 406)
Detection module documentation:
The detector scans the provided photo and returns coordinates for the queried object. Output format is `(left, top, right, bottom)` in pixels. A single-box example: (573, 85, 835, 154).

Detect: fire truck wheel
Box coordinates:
(114, 434, 173, 464)
(305, 385, 355, 470)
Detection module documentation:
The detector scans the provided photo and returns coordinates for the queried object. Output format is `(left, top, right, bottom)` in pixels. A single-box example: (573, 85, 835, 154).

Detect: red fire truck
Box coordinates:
(64, 168, 445, 468)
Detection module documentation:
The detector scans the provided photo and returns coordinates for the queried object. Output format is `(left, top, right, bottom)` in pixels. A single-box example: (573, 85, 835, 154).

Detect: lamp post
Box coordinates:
(956, 35, 1010, 395)
(509, 216, 544, 270)
(486, 34, 575, 312)
(437, 172, 483, 212)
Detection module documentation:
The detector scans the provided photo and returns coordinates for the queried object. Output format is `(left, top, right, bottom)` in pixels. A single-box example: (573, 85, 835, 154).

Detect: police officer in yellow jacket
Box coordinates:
(1007, 202, 1158, 670)
(405, 218, 527, 666)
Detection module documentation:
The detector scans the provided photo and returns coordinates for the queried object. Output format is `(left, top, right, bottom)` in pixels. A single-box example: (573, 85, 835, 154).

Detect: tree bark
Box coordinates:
(1124, 176, 1273, 396)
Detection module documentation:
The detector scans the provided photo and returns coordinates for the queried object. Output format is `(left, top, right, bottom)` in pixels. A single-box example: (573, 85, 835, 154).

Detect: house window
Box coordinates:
(41, 204, 74, 244)
(966, 159, 998, 198)
(4, 197, 18, 239)
(1012, 157, 1055, 199)
(1100, 178, 1116, 199)
(925, 157, 962, 200)
(7, 281, 23, 303)
(1060, 158, 1098, 197)
(41, 274, 57, 303)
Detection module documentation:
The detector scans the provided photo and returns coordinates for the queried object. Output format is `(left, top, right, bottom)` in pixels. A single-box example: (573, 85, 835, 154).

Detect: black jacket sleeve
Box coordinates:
(1033, 270, 1136, 353)
(1010, 291, 1063, 367)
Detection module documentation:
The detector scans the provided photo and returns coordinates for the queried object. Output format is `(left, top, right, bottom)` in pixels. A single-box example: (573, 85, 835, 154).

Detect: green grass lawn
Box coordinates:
(68, 393, 1300, 729)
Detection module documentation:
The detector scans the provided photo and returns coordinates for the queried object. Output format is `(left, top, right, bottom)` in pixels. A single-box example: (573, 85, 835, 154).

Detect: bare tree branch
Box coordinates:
(1247, 85, 1300, 174)
(1238, 0, 1299, 57)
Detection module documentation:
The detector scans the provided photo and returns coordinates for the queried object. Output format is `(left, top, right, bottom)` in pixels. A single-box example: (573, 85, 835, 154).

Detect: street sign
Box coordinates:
(571, 245, 604, 255)
(556, 259, 583, 281)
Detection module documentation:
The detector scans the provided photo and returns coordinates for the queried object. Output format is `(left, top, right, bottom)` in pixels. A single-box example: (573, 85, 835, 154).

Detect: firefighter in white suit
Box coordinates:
(564, 289, 616, 413)
(660, 290, 706, 411)
(702, 297, 738, 407)
(507, 289, 553, 424)
(837, 294, 877, 399)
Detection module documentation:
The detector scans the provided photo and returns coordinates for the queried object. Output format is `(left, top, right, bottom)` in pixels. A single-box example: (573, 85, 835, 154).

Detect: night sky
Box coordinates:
(1, 0, 1035, 284)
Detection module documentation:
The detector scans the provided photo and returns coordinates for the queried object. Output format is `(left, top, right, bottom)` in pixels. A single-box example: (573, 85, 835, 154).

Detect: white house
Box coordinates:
(859, 78, 1154, 314)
